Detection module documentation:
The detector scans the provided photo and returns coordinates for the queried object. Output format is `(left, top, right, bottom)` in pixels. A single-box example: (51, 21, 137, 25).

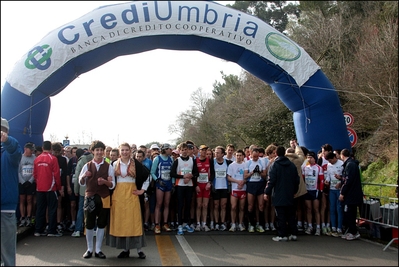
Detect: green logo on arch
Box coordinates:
(265, 33, 301, 61)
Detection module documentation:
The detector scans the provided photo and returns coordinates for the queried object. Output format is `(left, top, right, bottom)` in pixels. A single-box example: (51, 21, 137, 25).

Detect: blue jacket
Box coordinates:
(1, 135, 23, 211)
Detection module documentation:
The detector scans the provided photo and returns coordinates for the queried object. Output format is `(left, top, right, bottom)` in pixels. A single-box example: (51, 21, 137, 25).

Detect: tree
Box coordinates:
(288, 1, 398, 163)
(228, 1, 301, 33)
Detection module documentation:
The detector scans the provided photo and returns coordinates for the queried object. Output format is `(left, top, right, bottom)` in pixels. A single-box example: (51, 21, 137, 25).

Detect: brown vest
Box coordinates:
(85, 160, 111, 198)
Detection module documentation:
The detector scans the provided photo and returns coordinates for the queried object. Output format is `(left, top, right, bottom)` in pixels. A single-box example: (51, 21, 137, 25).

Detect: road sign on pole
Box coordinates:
(347, 127, 357, 147)
(63, 140, 70, 147)
(344, 112, 354, 127)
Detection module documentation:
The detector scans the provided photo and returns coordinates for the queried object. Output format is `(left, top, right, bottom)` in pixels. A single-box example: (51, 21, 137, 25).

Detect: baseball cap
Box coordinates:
(199, 145, 208, 150)
(24, 142, 35, 150)
(161, 143, 171, 150)
(187, 144, 194, 149)
(172, 149, 180, 155)
(150, 144, 160, 150)
(1, 117, 9, 131)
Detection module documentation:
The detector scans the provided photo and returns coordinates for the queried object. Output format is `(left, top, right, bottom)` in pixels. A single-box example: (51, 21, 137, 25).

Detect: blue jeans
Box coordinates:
(329, 190, 343, 230)
(75, 195, 84, 232)
(1, 212, 17, 266)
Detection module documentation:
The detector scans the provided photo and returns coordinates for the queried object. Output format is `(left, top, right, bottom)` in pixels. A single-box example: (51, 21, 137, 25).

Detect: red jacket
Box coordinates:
(33, 152, 61, 192)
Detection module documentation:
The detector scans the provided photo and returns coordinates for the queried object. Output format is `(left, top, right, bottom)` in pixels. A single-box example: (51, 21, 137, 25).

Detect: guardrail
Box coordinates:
(359, 182, 398, 251)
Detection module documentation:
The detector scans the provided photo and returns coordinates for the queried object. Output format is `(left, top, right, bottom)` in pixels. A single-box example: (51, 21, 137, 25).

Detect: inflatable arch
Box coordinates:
(1, 1, 351, 153)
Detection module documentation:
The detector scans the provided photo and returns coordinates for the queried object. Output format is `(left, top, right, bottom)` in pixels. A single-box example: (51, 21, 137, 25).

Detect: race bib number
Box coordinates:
(331, 180, 339, 187)
(161, 170, 171, 181)
(22, 166, 33, 176)
(305, 177, 316, 186)
(215, 170, 226, 179)
(180, 169, 191, 175)
(198, 173, 209, 183)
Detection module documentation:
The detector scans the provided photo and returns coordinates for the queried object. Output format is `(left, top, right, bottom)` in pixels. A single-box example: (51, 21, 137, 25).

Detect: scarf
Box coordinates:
(114, 158, 136, 178)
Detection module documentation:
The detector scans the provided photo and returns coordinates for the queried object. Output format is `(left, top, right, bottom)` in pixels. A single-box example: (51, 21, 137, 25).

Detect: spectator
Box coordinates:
(1, 117, 23, 266)
(264, 146, 299, 242)
(71, 148, 92, 237)
(339, 148, 363, 241)
(284, 140, 307, 232)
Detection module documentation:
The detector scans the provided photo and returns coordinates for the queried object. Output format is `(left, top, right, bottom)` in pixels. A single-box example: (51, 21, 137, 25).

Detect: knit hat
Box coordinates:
(1, 117, 9, 131)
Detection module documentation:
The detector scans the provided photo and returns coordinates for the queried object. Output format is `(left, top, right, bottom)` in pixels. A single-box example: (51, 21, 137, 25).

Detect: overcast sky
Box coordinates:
(1, 1, 241, 148)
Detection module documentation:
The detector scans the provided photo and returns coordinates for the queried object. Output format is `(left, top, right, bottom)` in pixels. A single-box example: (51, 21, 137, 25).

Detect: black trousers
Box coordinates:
(35, 191, 58, 234)
(84, 194, 109, 229)
(275, 205, 298, 237)
(343, 203, 359, 235)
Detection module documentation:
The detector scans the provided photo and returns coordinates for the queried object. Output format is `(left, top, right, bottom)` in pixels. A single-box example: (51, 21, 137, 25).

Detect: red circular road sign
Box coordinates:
(347, 127, 357, 147)
(344, 112, 354, 127)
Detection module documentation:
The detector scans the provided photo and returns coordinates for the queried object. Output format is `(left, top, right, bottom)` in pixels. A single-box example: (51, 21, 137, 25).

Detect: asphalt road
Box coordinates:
(16, 229, 398, 266)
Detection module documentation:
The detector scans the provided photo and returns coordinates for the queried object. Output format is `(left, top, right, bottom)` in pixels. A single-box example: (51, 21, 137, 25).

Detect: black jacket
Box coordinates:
(265, 156, 299, 207)
(340, 158, 363, 205)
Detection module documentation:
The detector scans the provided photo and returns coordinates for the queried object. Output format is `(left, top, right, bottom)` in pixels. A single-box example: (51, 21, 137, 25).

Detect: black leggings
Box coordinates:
(176, 186, 193, 225)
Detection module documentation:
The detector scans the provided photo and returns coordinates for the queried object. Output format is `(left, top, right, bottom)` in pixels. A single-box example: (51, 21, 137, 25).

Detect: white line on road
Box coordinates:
(175, 235, 204, 266)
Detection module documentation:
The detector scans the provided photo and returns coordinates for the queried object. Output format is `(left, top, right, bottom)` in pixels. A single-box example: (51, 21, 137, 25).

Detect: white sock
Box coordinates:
(297, 221, 302, 226)
(322, 223, 326, 227)
(95, 228, 105, 253)
(85, 229, 94, 252)
(137, 248, 142, 253)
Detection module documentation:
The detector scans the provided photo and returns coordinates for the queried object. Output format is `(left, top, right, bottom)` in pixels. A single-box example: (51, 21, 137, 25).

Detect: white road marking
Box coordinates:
(175, 235, 204, 266)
